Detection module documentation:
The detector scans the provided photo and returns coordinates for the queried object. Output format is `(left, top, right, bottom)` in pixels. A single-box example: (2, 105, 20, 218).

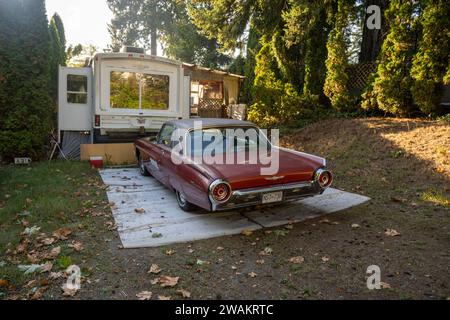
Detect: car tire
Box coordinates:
(138, 153, 150, 176)
(176, 190, 195, 212)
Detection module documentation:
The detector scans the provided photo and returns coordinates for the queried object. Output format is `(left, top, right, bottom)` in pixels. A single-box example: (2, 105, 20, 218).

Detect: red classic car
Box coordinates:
(134, 119, 333, 212)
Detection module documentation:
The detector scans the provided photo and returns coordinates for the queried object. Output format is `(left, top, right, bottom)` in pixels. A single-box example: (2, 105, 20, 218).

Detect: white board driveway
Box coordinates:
(100, 168, 370, 248)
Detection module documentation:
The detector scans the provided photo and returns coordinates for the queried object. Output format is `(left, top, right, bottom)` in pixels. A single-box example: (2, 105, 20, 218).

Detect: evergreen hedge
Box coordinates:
(0, 0, 53, 160)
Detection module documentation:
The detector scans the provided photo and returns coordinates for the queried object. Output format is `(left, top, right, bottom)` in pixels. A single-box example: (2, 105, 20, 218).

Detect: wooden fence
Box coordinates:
(197, 98, 224, 118)
(347, 62, 377, 94)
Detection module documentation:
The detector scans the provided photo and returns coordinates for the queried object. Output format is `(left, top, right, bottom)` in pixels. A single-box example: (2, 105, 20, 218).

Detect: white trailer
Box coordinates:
(58, 49, 190, 150)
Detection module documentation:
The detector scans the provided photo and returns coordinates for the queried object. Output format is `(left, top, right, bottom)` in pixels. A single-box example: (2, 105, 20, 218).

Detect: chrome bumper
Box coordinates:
(211, 181, 325, 211)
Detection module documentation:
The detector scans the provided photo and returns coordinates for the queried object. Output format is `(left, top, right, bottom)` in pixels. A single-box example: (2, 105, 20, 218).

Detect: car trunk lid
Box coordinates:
(201, 148, 325, 190)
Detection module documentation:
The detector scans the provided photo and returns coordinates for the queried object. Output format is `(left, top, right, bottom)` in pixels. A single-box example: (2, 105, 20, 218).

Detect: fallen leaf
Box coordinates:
(241, 229, 253, 236)
(0, 279, 9, 287)
(134, 208, 146, 214)
(24, 280, 37, 288)
(390, 196, 405, 203)
(216, 246, 224, 251)
(40, 279, 49, 287)
(176, 289, 191, 298)
(385, 229, 401, 237)
(196, 259, 208, 266)
(157, 275, 179, 288)
(22, 226, 41, 236)
(165, 249, 175, 256)
(61, 284, 78, 297)
(27, 251, 42, 264)
(19, 210, 31, 217)
(259, 247, 273, 256)
(351, 224, 361, 229)
(321, 256, 330, 262)
(274, 229, 289, 237)
(40, 238, 55, 246)
(248, 272, 257, 278)
(52, 228, 72, 240)
(380, 282, 391, 289)
(289, 256, 305, 264)
(105, 221, 118, 231)
(148, 264, 162, 274)
(136, 291, 152, 300)
(43, 246, 61, 260)
(30, 286, 47, 300)
(256, 259, 265, 265)
(18, 264, 45, 275)
(157, 295, 172, 300)
(40, 262, 53, 273)
(49, 272, 64, 280)
(16, 242, 28, 253)
(69, 241, 83, 252)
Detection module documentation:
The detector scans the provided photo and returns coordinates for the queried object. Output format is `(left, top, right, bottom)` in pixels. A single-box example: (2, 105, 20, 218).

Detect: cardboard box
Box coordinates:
(80, 143, 137, 165)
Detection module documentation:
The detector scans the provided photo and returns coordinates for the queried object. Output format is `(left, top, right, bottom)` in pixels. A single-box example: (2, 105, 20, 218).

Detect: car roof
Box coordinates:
(166, 118, 256, 129)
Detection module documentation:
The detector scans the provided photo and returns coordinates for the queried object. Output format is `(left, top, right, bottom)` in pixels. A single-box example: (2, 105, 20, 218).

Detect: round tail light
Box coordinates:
(210, 180, 232, 203)
(315, 169, 333, 188)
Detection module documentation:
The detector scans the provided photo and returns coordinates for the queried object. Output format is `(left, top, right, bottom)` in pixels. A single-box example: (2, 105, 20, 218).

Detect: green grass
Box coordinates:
(0, 161, 103, 249)
(0, 161, 108, 297)
(421, 189, 450, 206)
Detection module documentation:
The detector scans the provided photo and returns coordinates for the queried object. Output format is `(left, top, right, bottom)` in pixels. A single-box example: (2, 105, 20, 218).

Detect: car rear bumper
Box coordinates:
(211, 181, 325, 211)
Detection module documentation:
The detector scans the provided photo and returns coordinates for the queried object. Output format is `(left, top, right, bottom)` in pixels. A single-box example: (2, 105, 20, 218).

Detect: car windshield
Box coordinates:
(186, 126, 271, 157)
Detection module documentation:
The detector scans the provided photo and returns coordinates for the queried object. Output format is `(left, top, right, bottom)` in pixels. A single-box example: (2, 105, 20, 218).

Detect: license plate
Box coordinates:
(262, 191, 283, 204)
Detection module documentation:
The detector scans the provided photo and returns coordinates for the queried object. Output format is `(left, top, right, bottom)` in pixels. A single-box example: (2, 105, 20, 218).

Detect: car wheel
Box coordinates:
(176, 190, 195, 212)
(138, 153, 150, 176)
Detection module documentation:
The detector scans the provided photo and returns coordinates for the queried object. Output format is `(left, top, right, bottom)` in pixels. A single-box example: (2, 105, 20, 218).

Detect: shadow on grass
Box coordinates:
(281, 117, 449, 207)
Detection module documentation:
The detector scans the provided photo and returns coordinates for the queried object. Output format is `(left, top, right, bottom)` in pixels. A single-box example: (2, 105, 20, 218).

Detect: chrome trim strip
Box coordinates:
(265, 175, 285, 181)
(214, 192, 321, 212)
(233, 182, 312, 197)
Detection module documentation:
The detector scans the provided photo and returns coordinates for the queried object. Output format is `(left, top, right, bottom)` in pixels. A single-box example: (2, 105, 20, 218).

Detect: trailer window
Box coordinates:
(110, 71, 140, 109)
(141, 74, 169, 110)
(67, 75, 88, 104)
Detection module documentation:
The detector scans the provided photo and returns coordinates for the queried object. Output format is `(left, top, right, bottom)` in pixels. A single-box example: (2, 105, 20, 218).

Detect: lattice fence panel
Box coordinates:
(198, 98, 224, 118)
(348, 63, 377, 91)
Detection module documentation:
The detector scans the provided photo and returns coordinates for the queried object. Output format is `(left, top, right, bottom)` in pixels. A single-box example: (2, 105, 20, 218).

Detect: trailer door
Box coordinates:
(58, 66, 92, 134)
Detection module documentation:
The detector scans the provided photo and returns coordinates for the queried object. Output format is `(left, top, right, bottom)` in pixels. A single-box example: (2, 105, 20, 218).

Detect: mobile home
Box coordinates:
(58, 47, 244, 159)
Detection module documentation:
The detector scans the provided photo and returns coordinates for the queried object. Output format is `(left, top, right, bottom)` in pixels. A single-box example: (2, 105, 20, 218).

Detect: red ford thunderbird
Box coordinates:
(134, 119, 333, 212)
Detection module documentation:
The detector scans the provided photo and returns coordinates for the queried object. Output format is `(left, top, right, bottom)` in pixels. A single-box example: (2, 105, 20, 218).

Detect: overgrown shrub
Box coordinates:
(0, 0, 53, 160)
(323, 0, 354, 111)
(411, 0, 450, 115)
(444, 62, 450, 85)
(366, 0, 418, 116)
(248, 40, 319, 128)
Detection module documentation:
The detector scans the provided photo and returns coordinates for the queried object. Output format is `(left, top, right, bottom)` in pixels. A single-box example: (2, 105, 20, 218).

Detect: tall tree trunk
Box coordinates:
(359, 0, 389, 63)
(151, 27, 157, 55)
(150, 3, 157, 55)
